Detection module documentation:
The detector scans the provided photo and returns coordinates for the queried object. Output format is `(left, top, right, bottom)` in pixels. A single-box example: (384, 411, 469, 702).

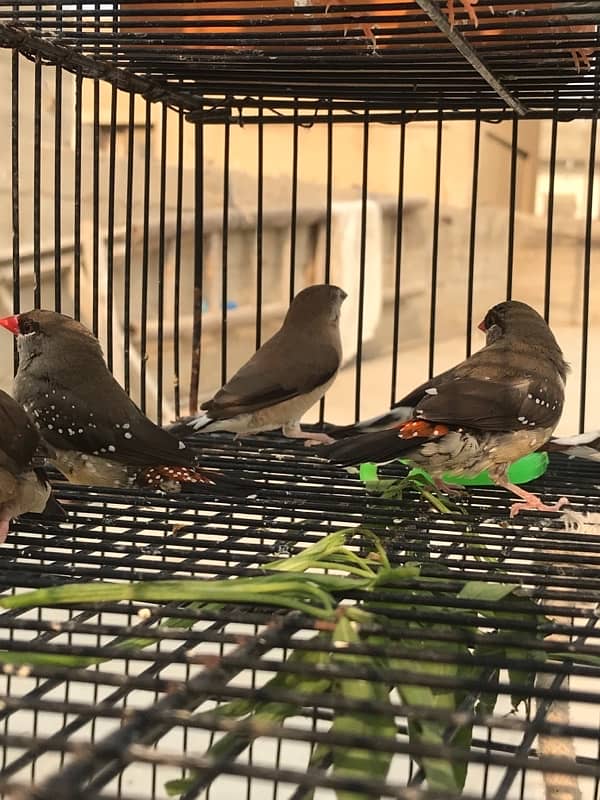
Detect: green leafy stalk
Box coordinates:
(392, 636, 472, 794)
(165, 645, 334, 796)
(0, 574, 341, 619)
(328, 615, 397, 800)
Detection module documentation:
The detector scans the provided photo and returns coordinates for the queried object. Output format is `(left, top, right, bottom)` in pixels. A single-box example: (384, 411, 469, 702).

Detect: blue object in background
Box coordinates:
(201, 300, 238, 312)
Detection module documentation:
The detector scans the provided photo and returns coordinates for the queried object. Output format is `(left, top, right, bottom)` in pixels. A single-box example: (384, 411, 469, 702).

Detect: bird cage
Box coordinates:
(1, 2, 600, 799)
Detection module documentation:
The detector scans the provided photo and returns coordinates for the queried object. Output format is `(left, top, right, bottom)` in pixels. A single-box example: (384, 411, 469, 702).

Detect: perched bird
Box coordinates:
(544, 431, 600, 463)
(0, 310, 247, 493)
(0, 389, 63, 542)
(168, 284, 347, 445)
(318, 300, 570, 518)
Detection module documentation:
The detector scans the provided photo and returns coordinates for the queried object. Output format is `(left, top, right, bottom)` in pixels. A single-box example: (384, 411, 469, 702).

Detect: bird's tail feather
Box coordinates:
(165, 414, 216, 437)
(40, 493, 68, 520)
(324, 406, 413, 439)
(138, 465, 259, 498)
(543, 430, 600, 462)
(315, 426, 432, 467)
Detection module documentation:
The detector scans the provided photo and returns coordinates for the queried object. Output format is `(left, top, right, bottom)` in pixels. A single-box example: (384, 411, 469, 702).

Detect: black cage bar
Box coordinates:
(2, 2, 600, 799)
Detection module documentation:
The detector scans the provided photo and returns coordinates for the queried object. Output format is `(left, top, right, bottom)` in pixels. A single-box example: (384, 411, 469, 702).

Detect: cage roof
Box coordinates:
(0, 0, 599, 122)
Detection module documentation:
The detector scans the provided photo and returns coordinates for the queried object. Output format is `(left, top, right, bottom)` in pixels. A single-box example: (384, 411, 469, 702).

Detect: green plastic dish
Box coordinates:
(358, 451, 549, 487)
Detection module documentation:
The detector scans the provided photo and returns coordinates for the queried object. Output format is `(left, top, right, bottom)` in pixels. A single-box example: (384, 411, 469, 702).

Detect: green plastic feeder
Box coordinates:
(358, 451, 549, 487)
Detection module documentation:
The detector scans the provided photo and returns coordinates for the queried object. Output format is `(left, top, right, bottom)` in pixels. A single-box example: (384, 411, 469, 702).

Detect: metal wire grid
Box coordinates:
(0, 437, 597, 799)
(0, 1, 600, 121)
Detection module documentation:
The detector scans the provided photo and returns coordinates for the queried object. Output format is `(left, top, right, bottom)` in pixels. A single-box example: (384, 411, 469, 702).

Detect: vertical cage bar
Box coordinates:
(221, 120, 231, 387)
(140, 100, 152, 413)
(11, 51, 20, 369)
(256, 103, 264, 351)
(319, 111, 334, 424)
(189, 120, 204, 415)
(354, 112, 370, 421)
(428, 118, 443, 379)
(594, 732, 600, 800)
(579, 114, 597, 433)
(123, 92, 136, 395)
(506, 117, 519, 301)
(105, 85, 118, 370)
(543, 113, 559, 323)
(173, 111, 184, 418)
(73, 72, 82, 321)
(53, 65, 62, 312)
(289, 106, 299, 302)
(33, 55, 42, 309)
(390, 121, 406, 406)
(156, 103, 168, 423)
(92, 79, 100, 336)
(465, 115, 481, 358)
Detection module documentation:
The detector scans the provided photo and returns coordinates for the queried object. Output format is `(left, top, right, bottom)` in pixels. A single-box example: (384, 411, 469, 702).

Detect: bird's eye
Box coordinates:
(19, 318, 40, 335)
(483, 310, 501, 332)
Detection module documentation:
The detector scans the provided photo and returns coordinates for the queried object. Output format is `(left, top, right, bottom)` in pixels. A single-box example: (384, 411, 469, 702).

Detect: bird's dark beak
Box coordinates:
(477, 319, 486, 333)
(0, 315, 20, 335)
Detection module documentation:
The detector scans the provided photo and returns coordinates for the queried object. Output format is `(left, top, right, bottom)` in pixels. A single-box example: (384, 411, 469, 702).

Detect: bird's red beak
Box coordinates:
(477, 319, 486, 332)
(0, 315, 20, 335)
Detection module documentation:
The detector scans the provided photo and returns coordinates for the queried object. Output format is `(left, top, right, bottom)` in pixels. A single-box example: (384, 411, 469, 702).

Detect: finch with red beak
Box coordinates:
(0, 310, 249, 494)
(317, 300, 570, 518)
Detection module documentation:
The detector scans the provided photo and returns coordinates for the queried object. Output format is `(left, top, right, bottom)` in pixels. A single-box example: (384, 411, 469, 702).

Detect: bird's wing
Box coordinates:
(0, 391, 49, 473)
(33, 373, 195, 468)
(202, 334, 340, 420)
(413, 375, 563, 432)
(392, 353, 483, 410)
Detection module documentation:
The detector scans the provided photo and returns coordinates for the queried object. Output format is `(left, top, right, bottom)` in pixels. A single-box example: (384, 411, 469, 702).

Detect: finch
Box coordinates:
(317, 300, 570, 518)
(168, 284, 347, 446)
(0, 310, 250, 494)
(0, 389, 63, 542)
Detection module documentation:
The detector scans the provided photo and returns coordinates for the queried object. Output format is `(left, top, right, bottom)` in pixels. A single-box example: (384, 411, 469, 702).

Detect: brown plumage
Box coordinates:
(319, 300, 570, 518)
(169, 284, 347, 445)
(0, 389, 62, 542)
(0, 310, 248, 494)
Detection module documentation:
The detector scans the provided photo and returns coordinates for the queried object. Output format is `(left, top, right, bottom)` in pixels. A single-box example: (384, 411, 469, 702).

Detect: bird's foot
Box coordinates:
(304, 432, 336, 447)
(360, 22, 378, 51)
(446, 0, 479, 29)
(322, 0, 377, 49)
(282, 424, 335, 446)
(506, 487, 570, 519)
(433, 478, 468, 498)
(570, 48, 594, 73)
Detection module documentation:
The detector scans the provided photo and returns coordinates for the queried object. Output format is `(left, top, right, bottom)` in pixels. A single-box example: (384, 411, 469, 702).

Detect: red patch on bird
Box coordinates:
(396, 420, 449, 439)
(138, 466, 216, 488)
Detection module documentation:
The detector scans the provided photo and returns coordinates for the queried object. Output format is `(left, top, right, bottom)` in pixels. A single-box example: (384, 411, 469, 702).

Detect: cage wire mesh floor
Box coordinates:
(0, 434, 599, 799)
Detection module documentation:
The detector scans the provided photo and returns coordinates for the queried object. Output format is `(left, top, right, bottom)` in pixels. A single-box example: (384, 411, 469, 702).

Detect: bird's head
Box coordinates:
(478, 300, 546, 340)
(478, 300, 568, 379)
(284, 284, 348, 328)
(0, 309, 105, 368)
